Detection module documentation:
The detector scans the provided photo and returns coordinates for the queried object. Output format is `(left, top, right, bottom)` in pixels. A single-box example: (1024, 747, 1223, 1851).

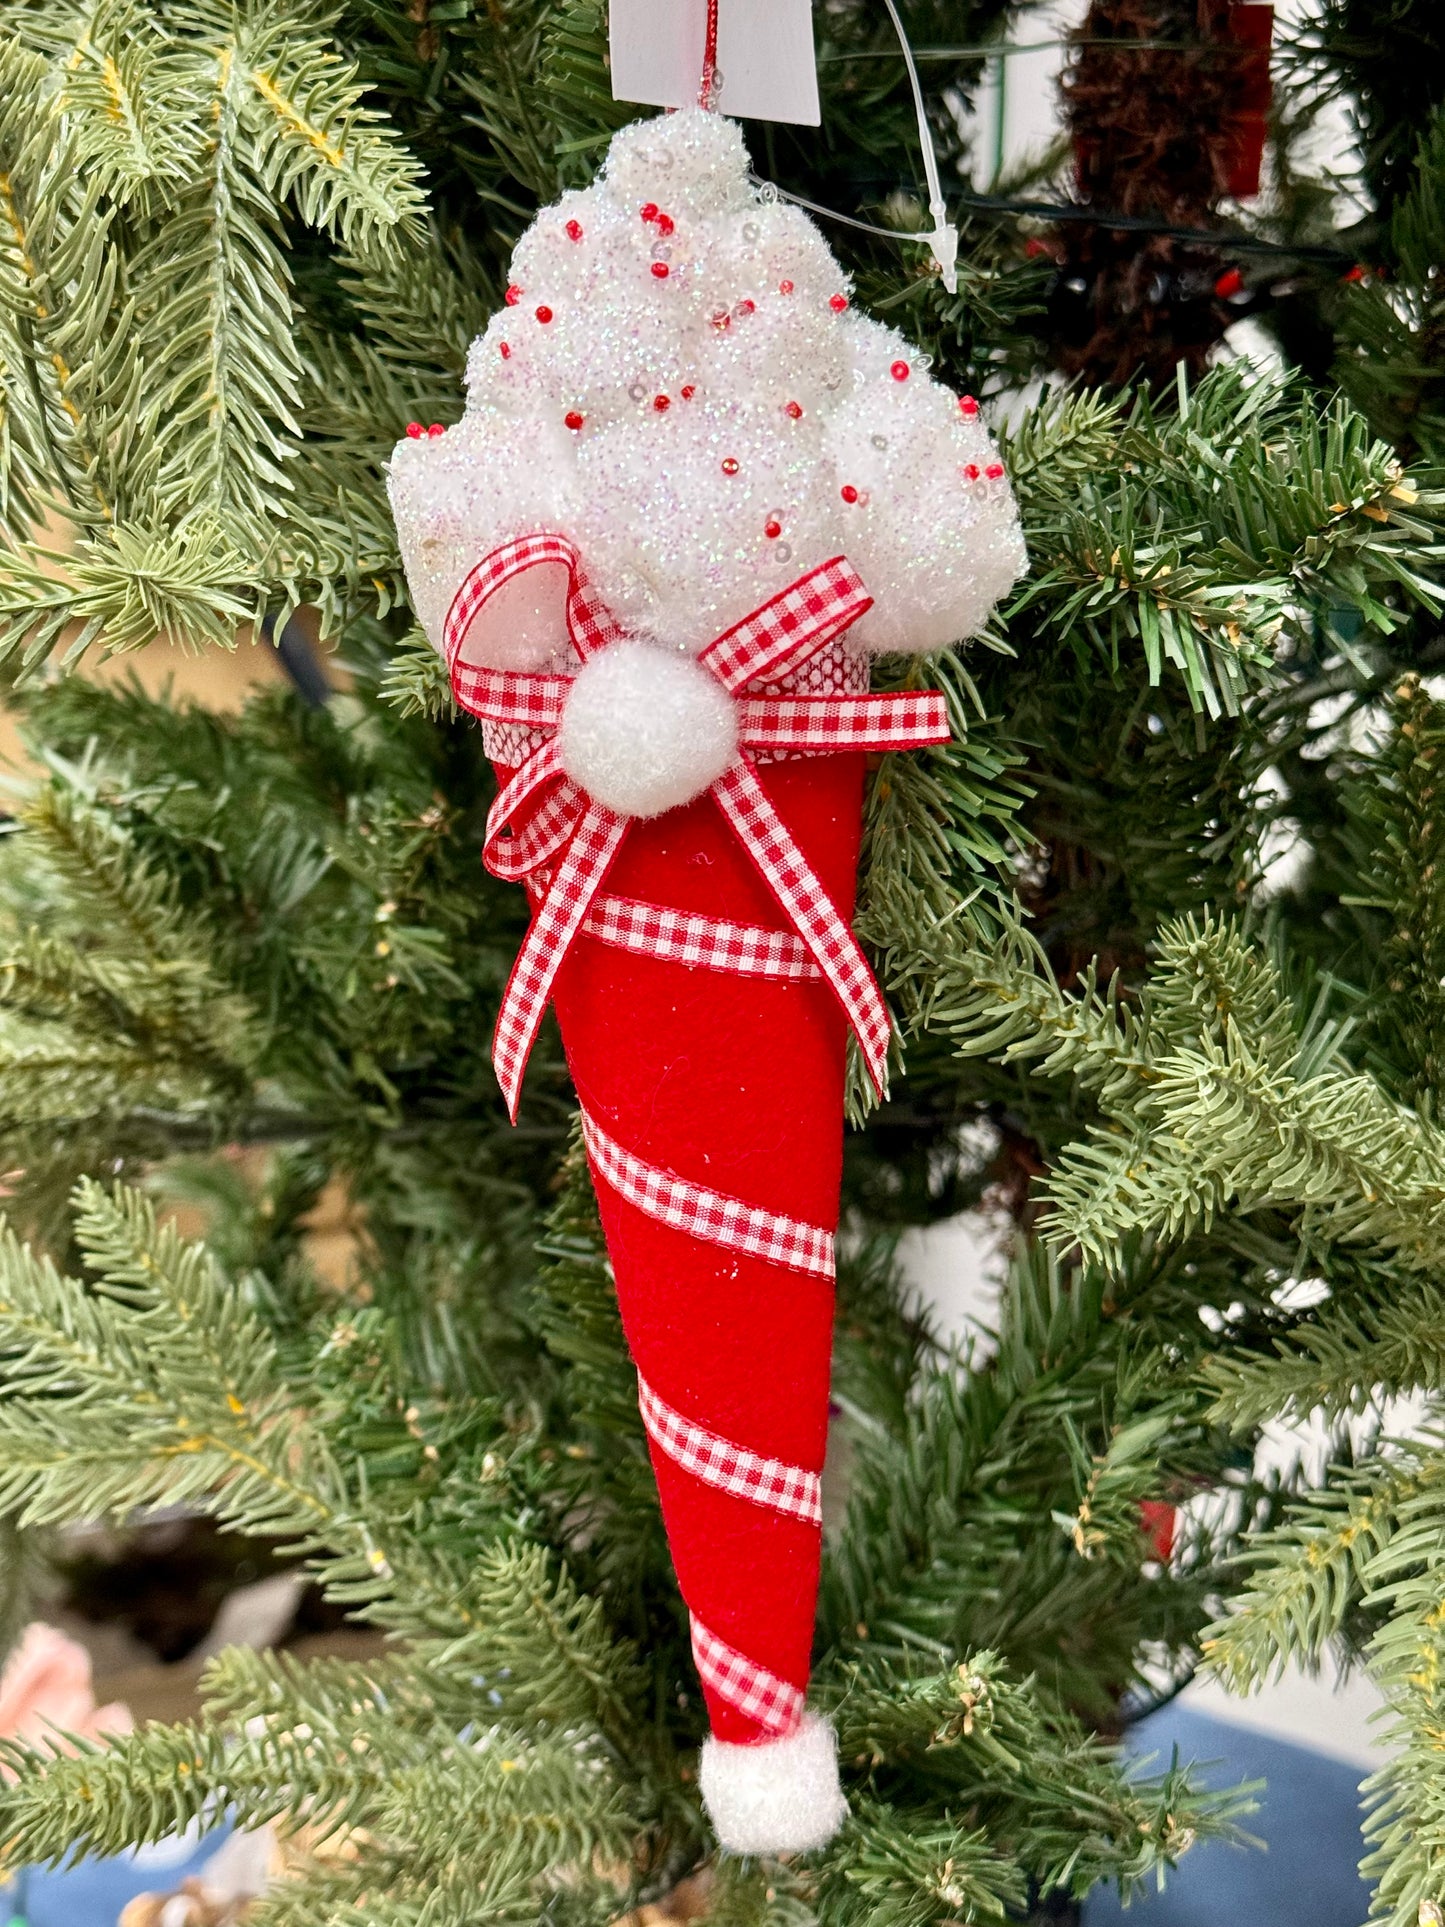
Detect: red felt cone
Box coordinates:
(497, 745, 863, 1746)
(454, 535, 954, 1857)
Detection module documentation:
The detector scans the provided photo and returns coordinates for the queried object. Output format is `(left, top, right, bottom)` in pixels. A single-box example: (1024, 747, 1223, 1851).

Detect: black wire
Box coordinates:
(824, 38, 1285, 62)
(756, 176, 1358, 269)
(951, 189, 1357, 265)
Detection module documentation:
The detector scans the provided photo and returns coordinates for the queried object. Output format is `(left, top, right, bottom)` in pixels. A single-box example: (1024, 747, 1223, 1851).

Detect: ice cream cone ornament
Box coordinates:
(388, 101, 1024, 1855)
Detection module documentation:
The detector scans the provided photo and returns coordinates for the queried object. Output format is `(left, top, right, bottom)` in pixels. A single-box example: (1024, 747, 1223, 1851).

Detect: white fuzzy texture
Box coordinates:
(700, 1713, 848, 1855)
(560, 640, 738, 816)
(388, 108, 1026, 672)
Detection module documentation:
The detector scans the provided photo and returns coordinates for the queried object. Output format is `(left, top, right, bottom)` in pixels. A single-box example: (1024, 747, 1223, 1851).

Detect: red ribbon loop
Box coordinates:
(443, 536, 951, 1120)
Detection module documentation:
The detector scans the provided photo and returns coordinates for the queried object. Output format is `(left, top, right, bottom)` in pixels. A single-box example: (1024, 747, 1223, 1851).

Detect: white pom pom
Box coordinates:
(700, 1713, 848, 1854)
(559, 641, 738, 818)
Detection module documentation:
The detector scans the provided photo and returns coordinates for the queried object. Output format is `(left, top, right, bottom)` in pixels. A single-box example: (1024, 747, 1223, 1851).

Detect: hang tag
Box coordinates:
(609, 0, 821, 127)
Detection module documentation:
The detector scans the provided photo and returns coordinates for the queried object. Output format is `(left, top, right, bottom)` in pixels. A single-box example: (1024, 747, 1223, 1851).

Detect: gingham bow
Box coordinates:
(444, 533, 951, 1119)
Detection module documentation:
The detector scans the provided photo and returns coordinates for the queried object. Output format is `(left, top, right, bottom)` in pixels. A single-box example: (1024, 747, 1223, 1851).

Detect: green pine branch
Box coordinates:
(1006, 369, 1445, 717)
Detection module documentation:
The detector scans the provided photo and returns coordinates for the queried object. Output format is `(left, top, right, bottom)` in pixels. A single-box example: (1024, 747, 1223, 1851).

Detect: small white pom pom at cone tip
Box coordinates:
(700, 1713, 849, 1855)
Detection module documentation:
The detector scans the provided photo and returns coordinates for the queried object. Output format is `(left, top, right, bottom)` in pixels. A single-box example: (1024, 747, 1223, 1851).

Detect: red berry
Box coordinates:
(564, 411, 584, 431)
(565, 219, 584, 241)
(427, 423, 444, 437)
(840, 484, 859, 504)
(721, 458, 739, 476)
(681, 384, 696, 400)
(651, 262, 670, 279)
(711, 309, 731, 331)
(1214, 267, 1244, 298)
(535, 304, 553, 323)
(784, 400, 803, 420)
(764, 518, 782, 539)
(656, 213, 675, 237)
(640, 201, 659, 222)
(962, 463, 980, 482)
(779, 279, 794, 294)
(1344, 263, 1367, 283)
(735, 298, 755, 317)
(405, 421, 424, 438)
(958, 394, 979, 417)
(499, 342, 511, 359)
(653, 394, 670, 412)
(985, 462, 1005, 480)
(505, 284, 522, 305)
(891, 360, 911, 381)
(829, 294, 848, 313)
(1024, 237, 1052, 259)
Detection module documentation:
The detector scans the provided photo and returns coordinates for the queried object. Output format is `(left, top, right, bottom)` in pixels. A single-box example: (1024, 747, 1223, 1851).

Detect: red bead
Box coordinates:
(427, 423, 444, 437)
(565, 219, 584, 241)
(405, 421, 424, 438)
(1214, 267, 1244, 298)
(891, 360, 911, 381)
(985, 462, 1005, 480)
(784, 400, 803, 420)
(535, 305, 553, 323)
(653, 394, 670, 412)
(499, 342, 511, 359)
(505, 284, 522, 305)
(651, 262, 670, 279)
(640, 202, 659, 222)
(656, 213, 675, 237)
(681, 384, 696, 400)
(840, 484, 859, 504)
(958, 394, 979, 417)
(962, 463, 980, 482)
(779, 279, 794, 294)
(721, 458, 739, 475)
(710, 309, 731, 331)
(829, 294, 848, 313)
(735, 298, 755, 317)
(764, 519, 782, 539)
(564, 411, 584, 431)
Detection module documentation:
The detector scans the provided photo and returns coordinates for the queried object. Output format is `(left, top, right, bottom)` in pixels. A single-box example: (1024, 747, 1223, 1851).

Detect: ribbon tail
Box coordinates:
(486, 745, 586, 883)
(492, 801, 631, 1120)
(710, 761, 892, 1098)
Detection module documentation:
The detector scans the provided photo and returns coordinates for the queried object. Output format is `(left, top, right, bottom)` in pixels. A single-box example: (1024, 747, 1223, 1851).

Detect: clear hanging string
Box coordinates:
(877, 0, 958, 291)
(705, 0, 958, 292)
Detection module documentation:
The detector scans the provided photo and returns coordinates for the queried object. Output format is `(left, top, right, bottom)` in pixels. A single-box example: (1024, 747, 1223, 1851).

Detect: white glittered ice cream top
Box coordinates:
(388, 107, 1026, 672)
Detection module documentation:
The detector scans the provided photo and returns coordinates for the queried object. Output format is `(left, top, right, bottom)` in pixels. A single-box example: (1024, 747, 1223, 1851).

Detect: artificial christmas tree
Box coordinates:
(0, 3, 1441, 1924)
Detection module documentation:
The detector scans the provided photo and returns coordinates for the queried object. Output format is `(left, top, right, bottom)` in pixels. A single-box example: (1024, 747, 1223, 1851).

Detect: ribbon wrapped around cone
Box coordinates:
(446, 534, 947, 1850)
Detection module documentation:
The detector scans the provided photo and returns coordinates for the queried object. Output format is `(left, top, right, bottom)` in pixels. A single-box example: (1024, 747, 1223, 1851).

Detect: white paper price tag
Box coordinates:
(609, 0, 820, 128)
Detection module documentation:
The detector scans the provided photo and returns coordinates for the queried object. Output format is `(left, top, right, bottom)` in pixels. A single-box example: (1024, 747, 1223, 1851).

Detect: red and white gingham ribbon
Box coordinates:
(444, 533, 951, 1119)
(691, 1616, 805, 1737)
(638, 1372, 824, 1528)
(580, 1110, 834, 1279)
(583, 895, 820, 981)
